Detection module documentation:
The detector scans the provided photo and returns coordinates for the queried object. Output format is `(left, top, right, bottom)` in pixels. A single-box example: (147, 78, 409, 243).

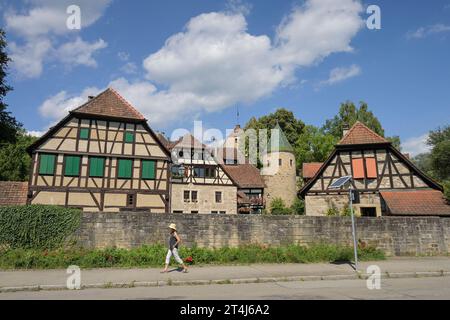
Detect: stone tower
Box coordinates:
(261, 123, 297, 208)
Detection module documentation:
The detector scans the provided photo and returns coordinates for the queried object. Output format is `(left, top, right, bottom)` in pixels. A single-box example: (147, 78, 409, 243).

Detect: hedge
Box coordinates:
(0, 205, 82, 250)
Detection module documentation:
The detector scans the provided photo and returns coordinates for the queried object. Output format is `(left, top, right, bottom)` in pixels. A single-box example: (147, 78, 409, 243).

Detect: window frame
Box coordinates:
(141, 160, 156, 180)
(215, 191, 222, 203)
(117, 158, 133, 179)
(191, 191, 198, 203)
(64, 155, 81, 177)
(89, 157, 105, 178)
(124, 131, 135, 144)
(79, 128, 90, 140)
(38, 153, 57, 176)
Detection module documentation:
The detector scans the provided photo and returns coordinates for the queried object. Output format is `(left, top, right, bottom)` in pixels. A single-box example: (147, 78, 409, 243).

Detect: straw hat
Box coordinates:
(169, 223, 177, 231)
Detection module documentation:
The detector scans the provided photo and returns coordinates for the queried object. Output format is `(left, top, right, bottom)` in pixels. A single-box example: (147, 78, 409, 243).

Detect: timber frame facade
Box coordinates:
(299, 122, 444, 217)
(27, 89, 171, 212)
(168, 134, 238, 214)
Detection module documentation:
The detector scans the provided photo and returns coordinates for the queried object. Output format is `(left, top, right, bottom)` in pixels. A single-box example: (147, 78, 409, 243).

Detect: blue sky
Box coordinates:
(2, 0, 450, 156)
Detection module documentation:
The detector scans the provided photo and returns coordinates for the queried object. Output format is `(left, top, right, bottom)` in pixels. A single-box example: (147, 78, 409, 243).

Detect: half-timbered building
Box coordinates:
(165, 134, 238, 214)
(27, 88, 171, 212)
(299, 122, 450, 217)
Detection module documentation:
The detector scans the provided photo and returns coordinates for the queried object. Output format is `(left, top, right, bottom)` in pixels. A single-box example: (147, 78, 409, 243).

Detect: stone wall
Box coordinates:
(77, 213, 450, 256)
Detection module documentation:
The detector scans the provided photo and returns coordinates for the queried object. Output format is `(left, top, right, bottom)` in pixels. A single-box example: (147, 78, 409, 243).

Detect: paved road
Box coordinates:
(2, 277, 450, 300)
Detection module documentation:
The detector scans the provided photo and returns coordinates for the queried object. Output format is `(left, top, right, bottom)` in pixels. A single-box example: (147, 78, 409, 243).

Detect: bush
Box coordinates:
(291, 198, 305, 215)
(0, 243, 386, 270)
(269, 198, 292, 215)
(0, 205, 82, 250)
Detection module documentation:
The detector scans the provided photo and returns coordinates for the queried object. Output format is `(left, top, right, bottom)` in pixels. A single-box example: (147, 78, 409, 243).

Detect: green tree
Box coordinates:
(412, 153, 434, 178)
(244, 108, 305, 147)
(291, 198, 305, 215)
(322, 101, 384, 138)
(0, 29, 21, 145)
(427, 126, 450, 181)
(269, 198, 292, 215)
(0, 132, 37, 181)
(295, 125, 337, 167)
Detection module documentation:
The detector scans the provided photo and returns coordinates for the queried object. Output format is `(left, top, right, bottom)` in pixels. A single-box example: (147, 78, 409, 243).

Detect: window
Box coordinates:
(191, 191, 198, 203)
(173, 210, 184, 214)
(124, 131, 134, 143)
(89, 157, 105, 177)
(79, 128, 90, 140)
(206, 167, 216, 179)
(215, 191, 222, 203)
(365, 158, 377, 179)
(361, 207, 377, 217)
(191, 211, 199, 214)
(352, 158, 365, 179)
(126, 194, 135, 207)
(211, 211, 218, 214)
(142, 160, 156, 180)
(279, 159, 282, 166)
(352, 158, 377, 179)
(219, 211, 226, 215)
(118, 159, 133, 179)
(64, 156, 81, 177)
(39, 154, 56, 175)
(184, 191, 190, 202)
(290, 159, 293, 167)
(194, 167, 205, 178)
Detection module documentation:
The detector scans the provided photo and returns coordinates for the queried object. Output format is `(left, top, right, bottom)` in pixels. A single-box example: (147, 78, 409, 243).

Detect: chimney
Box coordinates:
(342, 124, 350, 137)
(88, 96, 95, 100)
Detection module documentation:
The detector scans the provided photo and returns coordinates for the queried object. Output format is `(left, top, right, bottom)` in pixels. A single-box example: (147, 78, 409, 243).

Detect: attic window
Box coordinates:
(79, 128, 90, 140)
(352, 158, 377, 179)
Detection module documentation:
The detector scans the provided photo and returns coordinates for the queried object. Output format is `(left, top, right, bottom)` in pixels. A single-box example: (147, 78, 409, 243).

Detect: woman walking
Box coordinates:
(162, 223, 188, 273)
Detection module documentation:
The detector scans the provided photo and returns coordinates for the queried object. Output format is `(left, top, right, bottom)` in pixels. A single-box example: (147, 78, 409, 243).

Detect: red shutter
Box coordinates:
(352, 158, 365, 179)
(365, 158, 377, 179)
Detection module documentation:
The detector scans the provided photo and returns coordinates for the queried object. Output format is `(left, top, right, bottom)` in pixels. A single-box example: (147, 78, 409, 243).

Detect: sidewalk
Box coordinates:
(1, 257, 450, 292)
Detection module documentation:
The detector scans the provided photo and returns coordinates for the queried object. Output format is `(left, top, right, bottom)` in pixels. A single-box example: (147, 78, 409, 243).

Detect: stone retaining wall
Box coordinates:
(77, 213, 450, 256)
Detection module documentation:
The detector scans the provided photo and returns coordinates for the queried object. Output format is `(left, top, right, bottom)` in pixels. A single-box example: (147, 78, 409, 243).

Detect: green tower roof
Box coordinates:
(267, 123, 294, 153)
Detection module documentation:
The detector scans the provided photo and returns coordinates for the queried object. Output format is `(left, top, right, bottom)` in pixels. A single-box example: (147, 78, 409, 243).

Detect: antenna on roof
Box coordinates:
(237, 105, 240, 126)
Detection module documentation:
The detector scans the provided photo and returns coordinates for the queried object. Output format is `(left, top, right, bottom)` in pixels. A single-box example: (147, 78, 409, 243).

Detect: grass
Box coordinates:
(0, 243, 385, 270)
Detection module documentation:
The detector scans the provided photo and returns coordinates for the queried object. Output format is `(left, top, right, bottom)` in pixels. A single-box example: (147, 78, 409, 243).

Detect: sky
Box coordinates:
(1, 0, 450, 156)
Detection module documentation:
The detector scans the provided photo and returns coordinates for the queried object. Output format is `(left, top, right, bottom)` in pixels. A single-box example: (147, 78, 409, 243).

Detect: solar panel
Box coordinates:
(329, 176, 352, 189)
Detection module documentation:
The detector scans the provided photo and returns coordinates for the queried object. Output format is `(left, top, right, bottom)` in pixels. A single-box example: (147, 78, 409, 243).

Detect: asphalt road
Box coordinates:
(1, 276, 450, 300)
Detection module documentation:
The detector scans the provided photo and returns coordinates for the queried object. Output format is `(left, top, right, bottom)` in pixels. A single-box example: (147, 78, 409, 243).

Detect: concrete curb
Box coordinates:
(1, 270, 450, 293)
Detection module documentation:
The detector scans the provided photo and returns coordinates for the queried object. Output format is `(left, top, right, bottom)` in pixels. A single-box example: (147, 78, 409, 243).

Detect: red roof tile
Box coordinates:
(380, 190, 450, 216)
(222, 164, 265, 188)
(0, 181, 28, 206)
(302, 163, 323, 178)
(71, 88, 146, 121)
(339, 121, 389, 145)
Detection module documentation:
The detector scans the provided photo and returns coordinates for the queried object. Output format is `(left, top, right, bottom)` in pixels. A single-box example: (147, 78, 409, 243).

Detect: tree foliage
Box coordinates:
(0, 28, 21, 145)
(0, 132, 37, 181)
(295, 125, 337, 168)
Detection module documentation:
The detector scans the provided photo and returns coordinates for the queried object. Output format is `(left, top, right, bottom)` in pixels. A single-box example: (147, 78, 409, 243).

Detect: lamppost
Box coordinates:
(329, 176, 359, 271)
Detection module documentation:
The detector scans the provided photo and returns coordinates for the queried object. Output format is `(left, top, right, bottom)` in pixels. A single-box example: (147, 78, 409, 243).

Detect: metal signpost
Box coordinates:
(329, 176, 359, 271)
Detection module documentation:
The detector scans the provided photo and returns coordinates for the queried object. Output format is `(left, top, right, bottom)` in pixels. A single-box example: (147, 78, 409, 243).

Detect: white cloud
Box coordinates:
(39, 87, 100, 120)
(320, 64, 361, 86)
(120, 62, 138, 75)
(55, 37, 107, 68)
(402, 134, 431, 157)
(36, 0, 364, 128)
(407, 24, 450, 39)
(6, 0, 110, 78)
(27, 130, 45, 137)
(118, 52, 130, 62)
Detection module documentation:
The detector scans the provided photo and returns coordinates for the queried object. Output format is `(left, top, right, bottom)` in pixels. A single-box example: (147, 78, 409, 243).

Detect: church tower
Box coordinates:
(260, 123, 297, 208)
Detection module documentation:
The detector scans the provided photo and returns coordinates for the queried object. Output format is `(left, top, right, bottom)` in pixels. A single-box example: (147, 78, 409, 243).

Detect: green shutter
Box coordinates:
(142, 160, 156, 180)
(125, 132, 134, 143)
(79, 128, 90, 140)
(89, 157, 105, 177)
(39, 154, 56, 175)
(118, 159, 133, 179)
(64, 156, 81, 176)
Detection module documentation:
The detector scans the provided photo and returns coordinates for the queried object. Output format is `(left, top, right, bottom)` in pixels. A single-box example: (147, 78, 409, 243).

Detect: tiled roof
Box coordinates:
(167, 134, 208, 150)
(0, 181, 28, 206)
(71, 88, 146, 121)
(222, 164, 265, 188)
(380, 190, 450, 216)
(338, 121, 389, 145)
(302, 162, 323, 179)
